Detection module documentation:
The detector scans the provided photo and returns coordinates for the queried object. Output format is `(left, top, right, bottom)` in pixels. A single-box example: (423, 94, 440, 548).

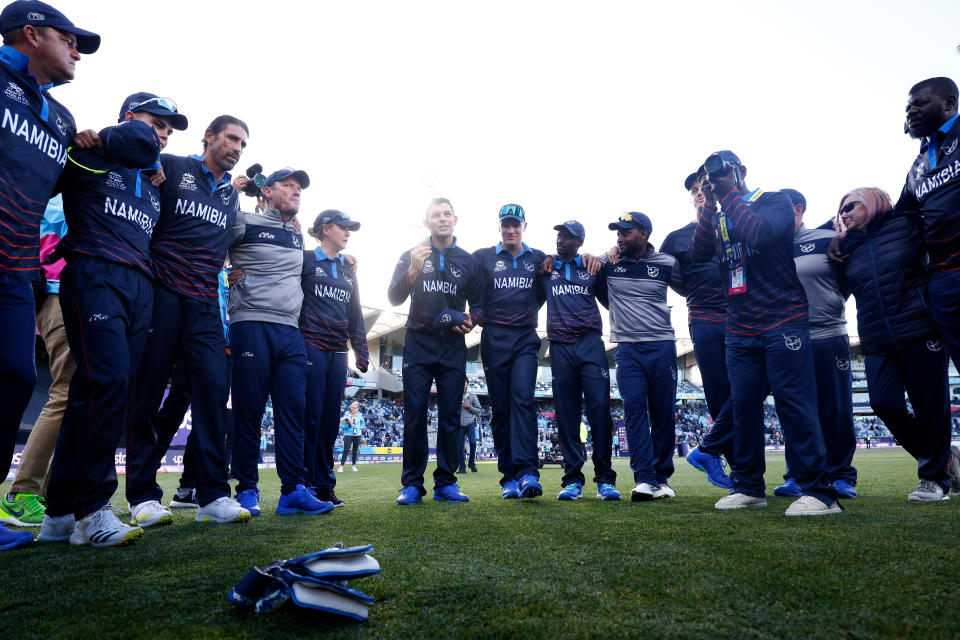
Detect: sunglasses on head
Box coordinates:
(131, 97, 179, 114)
(839, 201, 860, 214)
(619, 213, 634, 222)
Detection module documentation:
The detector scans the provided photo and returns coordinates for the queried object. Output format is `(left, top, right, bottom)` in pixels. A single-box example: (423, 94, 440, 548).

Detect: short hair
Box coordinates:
(1, 28, 23, 46)
(909, 77, 959, 100)
(425, 197, 453, 218)
(202, 115, 249, 149)
(837, 187, 893, 231)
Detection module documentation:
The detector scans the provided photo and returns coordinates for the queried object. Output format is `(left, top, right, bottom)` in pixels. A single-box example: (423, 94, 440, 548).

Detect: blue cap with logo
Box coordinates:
(781, 188, 806, 213)
(608, 212, 652, 235)
(313, 209, 360, 233)
(432, 307, 468, 330)
(118, 93, 188, 131)
(498, 204, 526, 222)
(0, 1, 100, 54)
(264, 168, 310, 189)
(553, 220, 585, 240)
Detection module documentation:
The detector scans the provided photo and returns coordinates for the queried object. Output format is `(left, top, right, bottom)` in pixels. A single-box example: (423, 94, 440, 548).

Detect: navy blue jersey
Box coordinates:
(690, 188, 808, 336)
(388, 239, 483, 332)
(300, 249, 369, 367)
(0, 46, 76, 280)
(57, 125, 162, 277)
(897, 114, 960, 272)
(472, 243, 546, 328)
(151, 154, 239, 304)
(660, 221, 727, 324)
(541, 255, 604, 342)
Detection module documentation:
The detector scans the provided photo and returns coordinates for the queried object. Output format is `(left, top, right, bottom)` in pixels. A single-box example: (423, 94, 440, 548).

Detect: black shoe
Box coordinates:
(469, 465, 478, 472)
(457, 467, 467, 474)
(317, 488, 345, 507)
(170, 487, 198, 508)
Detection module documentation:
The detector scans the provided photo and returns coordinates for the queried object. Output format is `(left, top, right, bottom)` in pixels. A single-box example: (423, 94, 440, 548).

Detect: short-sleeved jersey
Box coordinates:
(300, 248, 369, 368)
(472, 243, 546, 328)
(541, 254, 603, 343)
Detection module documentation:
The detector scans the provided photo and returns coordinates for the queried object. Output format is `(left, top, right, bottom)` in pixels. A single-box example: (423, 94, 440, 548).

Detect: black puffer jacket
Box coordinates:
(840, 210, 933, 355)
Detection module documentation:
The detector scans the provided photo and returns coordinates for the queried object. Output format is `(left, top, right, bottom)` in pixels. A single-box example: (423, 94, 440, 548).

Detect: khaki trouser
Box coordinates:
(10, 294, 75, 495)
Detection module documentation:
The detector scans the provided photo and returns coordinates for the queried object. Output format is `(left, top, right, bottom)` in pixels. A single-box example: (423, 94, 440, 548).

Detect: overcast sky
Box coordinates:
(49, 0, 960, 339)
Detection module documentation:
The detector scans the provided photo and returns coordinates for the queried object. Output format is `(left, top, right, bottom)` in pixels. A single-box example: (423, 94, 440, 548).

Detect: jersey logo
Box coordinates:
(494, 260, 507, 272)
(524, 262, 535, 272)
(219, 189, 231, 205)
(4, 82, 29, 105)
(578, 271, 589, 280)
(257, 231, 276, 240)
(799, 242, 815, 253)
(600, 368, 608, 379)
(613, 265, 627, 273)
(315, 266, 326, 277)
(835, 357, 850, 371)
(242, 351, 254, 358)
(564, 219, 577, 225)
(945, 139, 959, 156)
(150, 194, 161, 212)
(422, 259, 434, 274)
(783, 335, 802, 351)
(343, 273, 353, 285)
(54, 114, 67, 136)
(179, 173, 198, 191)
(647, 265, 660, 278)
(26, 11, 46, 20)
(106, 171, 125, 190)
(926, 338, 943, 352)
(88, 313, 109, 322)
(550, 271, 560, 279)
(292, 233, 302, 249)
(449, 265, 462, 278)
(440, 313, 452, 323)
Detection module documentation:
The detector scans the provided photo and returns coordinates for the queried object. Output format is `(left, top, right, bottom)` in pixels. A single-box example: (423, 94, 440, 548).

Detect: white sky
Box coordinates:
(49, 0, 960, 339)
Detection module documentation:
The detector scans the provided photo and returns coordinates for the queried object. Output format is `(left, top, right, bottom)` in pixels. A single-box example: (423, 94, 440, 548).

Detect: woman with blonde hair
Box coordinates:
(835, 187, 955, 501)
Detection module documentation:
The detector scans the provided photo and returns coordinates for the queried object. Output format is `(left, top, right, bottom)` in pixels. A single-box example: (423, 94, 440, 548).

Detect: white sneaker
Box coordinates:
(129, 500, 173, 527)
(715, 493, 767, 510)
(908, 479, 950, 502)
(785, 495, 843, 516)
(196, 497, 251, 524)
(630, 482, 657, 502)
(37, 513, 75, 542)
(653, 483, 676, 499)
(337, 467, 344, 473)
(70, 505, 144, 547)
(352, 466, 358, 472)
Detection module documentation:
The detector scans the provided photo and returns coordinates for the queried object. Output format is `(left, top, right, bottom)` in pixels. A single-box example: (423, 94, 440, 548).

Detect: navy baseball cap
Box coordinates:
(708, 150, 743, 166)
(684, 169, 705, 191)
(498, 204, 525, 222)
(313, 209, 360, 232)
(553, 220, 585, 240)
(119, 93, 188, 131)
(781, 188, 806, 213)
(608, 212, 652, 235)
(0, 1, 100, 54)
(264, 168, 310, 189)
(433, 307, 468, 330)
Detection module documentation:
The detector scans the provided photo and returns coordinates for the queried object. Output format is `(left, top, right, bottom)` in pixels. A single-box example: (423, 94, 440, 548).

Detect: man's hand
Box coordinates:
(409, 239, 432, 276)
(581, 253, 602, 275)
(72, 129, 101, 149)
(356, 361, 369, 373)
(228, 268, 245, 285)
(451, 317, 475, 335)
(827, 237, 848, 263)
(462, 401, 471, 409)
(343, 254, 358, 272)
(148, 166, 166, 187)
(291, 217, 301, 233)
(540, 255, 554, 274)
(603, 245, 620, 265)
(232, 176, 249, 193)
(700, 172, 735, 202)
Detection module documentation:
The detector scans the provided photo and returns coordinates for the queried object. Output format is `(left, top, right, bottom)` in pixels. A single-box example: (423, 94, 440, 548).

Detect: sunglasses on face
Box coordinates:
(839, 201, 860, 215)
(131, 97, 179, 114)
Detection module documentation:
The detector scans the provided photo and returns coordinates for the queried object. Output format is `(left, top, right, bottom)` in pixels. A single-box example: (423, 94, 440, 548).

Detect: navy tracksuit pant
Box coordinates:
(551, 331, 616, 487)
(689, 321, 734, 459)
(231, 321, 308, 495)
(725, 326, 837, 505)
(0, 273, 37, 480)
(303, 346, 347, 491)
(864, 337, 951, 490)
(46, 258, 152, 518)
(480, 325, 541, 484)
(614, 340, 677, 486)
(126, 284, 231, 508)
(928, 270, 960, 371)
(458, 422, 477, 470)
(400, 330, 466, 494)
(810, 335, 857, 484)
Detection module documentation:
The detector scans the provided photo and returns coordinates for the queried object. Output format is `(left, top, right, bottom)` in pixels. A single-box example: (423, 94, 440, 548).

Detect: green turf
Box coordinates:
(3, 451, 959, 639)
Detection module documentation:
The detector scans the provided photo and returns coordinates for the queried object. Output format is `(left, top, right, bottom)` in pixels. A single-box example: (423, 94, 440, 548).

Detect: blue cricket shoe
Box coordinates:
(686, 446, 733, 489)
(519, 474, 542, 499)
(433, 484, 469, 502)
(0, 522, 33, 550)
(774, 477, 801, 497)
(277, 485, 334, 515)
(596, 483, 622, 501)
(236, 488, 261, 516)
(501, 480, 521, 499)
(833, 479, 857, 499)
(396, 486, 422, 505)
(557, 483, 583, 501)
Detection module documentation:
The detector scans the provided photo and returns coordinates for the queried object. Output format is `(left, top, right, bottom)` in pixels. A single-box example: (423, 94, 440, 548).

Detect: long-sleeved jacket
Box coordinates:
(460, 390, 481, 427)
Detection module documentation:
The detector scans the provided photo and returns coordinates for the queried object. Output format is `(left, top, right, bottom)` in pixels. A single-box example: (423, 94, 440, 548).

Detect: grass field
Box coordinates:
(3, 450, 960, 640)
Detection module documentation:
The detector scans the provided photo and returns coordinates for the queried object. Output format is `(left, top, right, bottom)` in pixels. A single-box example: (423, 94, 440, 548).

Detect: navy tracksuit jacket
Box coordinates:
(388, 238, 483, 495)
(472, 243, 546, 484)
(690, 188, 837, 505)
(542, 255, 615, 487)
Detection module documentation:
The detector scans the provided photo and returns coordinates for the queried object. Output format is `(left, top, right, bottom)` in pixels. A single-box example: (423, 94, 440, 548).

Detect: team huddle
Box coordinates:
(2, 1, 960, 552)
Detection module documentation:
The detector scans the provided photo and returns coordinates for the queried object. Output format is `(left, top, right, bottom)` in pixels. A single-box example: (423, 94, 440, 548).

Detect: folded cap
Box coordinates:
(553, 220, 585, 240)
(68, 119, 161, 172)
(608, 211, 652, 235)
(119, 92, 188, 130)
(0, 1, 100, 54)
(264, 168, 310, 189)
(432, 308, 468, 330)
